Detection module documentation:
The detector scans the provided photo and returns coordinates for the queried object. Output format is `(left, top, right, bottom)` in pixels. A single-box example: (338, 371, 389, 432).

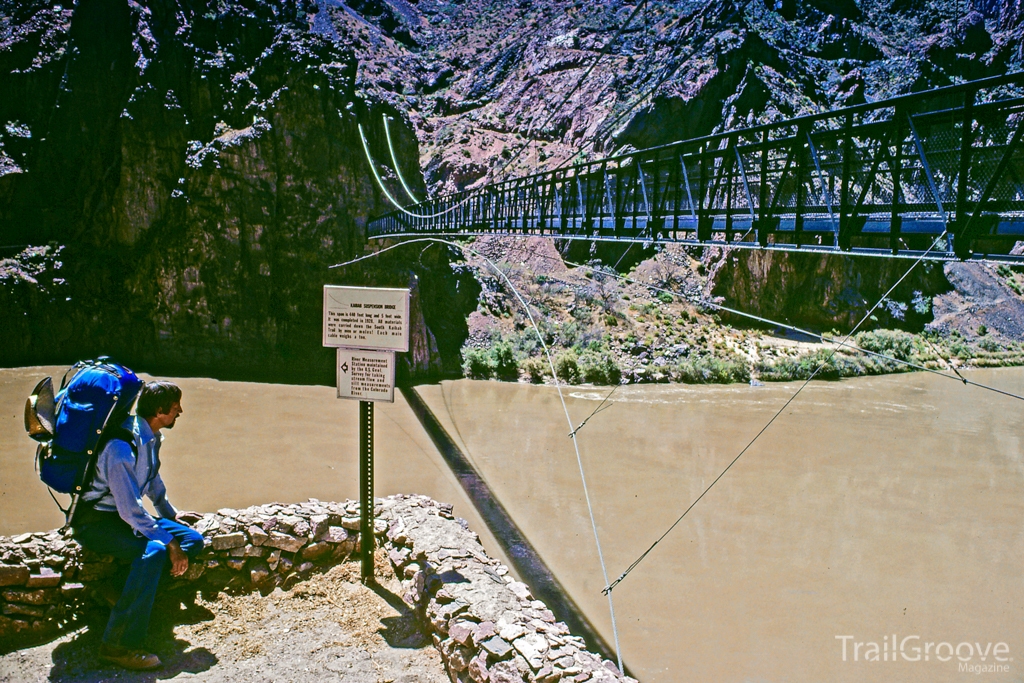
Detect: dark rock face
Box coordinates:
(710, 249, 953, 332)
(0, 0, 471, 381)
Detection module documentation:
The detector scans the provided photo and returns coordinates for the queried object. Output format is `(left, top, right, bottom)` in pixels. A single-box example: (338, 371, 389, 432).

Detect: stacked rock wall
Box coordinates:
(0, 498, 370, 648)
(379, 495, 635, 683)
(1, 496, 635, 682)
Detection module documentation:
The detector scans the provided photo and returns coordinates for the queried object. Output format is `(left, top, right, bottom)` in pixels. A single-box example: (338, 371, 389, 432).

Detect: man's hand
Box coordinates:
(175, 510, 203, 526)
(167, 540, 189, 577)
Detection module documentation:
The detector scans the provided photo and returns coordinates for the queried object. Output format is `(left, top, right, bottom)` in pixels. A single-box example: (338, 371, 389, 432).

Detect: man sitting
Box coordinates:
(72, 381, 204, 670)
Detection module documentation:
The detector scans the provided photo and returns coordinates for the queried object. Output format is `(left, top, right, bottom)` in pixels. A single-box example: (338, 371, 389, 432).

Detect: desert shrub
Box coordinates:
(578, 348, 622, 384)
(854, 329, 916, 361)
(553, 350, 581, 384)
(556, 321, 581, 347)
(508, 328, 539, 357)
(492, 342, 520, 381)
(571, 304, 592, 322)
(948, 340, 973, 360)
(755, 349, 859, 381)
(673, 354, 750, 384)
(978, 336, 1002, 352)
(657, 291, 674, 304)
(520, 357, 550, 383)
(462, 346, 493, 379)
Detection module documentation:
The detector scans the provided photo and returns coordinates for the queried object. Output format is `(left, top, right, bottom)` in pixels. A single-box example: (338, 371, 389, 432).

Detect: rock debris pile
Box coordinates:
(1, 495, 633, 682)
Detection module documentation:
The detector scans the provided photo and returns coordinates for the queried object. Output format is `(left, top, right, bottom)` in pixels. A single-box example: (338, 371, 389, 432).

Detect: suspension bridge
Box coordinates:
(367, 72, 1024, 262)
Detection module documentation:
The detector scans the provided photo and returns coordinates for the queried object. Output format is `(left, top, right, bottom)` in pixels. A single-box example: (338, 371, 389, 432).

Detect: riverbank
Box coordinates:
(458, 236, 1024, 386)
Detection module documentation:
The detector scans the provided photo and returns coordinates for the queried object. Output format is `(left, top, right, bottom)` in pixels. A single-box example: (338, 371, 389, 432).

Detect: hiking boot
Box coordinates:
(98, 644, 162, 670)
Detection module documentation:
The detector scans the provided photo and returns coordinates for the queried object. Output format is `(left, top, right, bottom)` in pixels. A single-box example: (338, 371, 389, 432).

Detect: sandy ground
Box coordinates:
(0, 553, 448, 682)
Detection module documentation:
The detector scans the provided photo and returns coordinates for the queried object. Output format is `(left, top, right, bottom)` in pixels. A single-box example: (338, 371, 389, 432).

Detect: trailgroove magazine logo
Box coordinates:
(836, 635, 1013, 673)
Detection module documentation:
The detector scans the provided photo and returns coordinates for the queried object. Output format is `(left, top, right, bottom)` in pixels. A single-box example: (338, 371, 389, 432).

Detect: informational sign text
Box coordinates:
(336, 348, 395, 403)
(323, 285, 410, 352)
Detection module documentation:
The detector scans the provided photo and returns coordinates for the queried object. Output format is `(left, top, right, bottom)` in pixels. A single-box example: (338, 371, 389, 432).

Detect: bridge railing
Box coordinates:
(368, 72, 1024, 261)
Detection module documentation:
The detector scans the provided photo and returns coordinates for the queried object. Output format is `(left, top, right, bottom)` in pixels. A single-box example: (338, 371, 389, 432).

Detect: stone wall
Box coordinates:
(379, 495, 634, 683)
(0, 498, 369, 649)
(0, 495, 634, 683)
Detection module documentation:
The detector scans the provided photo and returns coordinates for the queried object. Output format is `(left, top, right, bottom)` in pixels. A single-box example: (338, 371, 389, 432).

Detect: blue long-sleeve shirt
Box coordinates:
(82, 415, 178, 545)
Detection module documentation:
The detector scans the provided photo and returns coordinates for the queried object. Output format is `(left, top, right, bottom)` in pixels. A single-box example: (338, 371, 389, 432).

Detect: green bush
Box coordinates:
(755, 349, 857, 381)
(462, 346, 493, 379)
(673, 354, 750, 384)
(578, 349, 622, 384)
(657, 291, 674, 304)
(978, 337, 1002, 352)
(948, 339, 973, 360)
(492, 342, 520, 381)
(553, 350, 581, 384)
(520, 357, 550, 383)
(854, 329, 916, 361)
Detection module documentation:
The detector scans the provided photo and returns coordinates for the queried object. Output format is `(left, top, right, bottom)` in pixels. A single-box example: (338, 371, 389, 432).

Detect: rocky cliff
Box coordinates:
(2, 0, 1022, 379)
(0, 0, 474, 381)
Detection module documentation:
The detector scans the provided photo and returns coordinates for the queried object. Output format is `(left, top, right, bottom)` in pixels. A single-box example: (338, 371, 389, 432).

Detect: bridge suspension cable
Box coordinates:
(359, 123, 479, 219)
(383, 115, 421, 204)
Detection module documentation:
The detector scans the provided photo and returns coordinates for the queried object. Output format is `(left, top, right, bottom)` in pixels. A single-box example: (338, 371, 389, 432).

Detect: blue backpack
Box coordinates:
(24, 358, 144, 525)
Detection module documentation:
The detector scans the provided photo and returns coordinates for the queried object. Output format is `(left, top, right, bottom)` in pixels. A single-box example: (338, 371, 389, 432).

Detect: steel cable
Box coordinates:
(361, 0, 654, 221)
(384, 115, 422, 204)
(330, 238, 626, 673)
(601, 231, 961, 594)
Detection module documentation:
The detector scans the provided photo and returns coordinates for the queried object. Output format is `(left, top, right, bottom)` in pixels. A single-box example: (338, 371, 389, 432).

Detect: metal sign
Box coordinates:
(323, 285, 410, 352)
(336, 348, 395, 403)
(323, 285, 410, 583)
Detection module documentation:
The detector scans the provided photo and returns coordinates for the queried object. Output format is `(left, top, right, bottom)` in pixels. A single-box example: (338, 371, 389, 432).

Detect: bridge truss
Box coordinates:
(368, 73, 1024, 262)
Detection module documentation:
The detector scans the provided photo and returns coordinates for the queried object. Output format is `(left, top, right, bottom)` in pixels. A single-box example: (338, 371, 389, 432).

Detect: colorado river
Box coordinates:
(2, 366, 1022, 682)
(416, 369, 1024, 683)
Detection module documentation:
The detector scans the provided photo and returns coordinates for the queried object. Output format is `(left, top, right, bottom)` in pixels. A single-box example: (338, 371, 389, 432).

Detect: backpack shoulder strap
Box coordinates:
(95, 427, 139, 459)
(66, 427, 139, 530)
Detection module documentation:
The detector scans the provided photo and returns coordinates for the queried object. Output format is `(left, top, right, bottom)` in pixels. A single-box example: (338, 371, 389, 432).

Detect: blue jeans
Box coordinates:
(74, 512, 204, 649)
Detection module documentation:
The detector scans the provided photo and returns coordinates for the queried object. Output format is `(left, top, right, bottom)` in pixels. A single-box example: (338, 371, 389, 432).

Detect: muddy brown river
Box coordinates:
(2, 365, 1023, 682)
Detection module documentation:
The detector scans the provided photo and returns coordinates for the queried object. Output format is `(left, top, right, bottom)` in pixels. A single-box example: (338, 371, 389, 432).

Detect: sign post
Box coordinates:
(323, 285, 410, 584)
(359, 399, 374, 583)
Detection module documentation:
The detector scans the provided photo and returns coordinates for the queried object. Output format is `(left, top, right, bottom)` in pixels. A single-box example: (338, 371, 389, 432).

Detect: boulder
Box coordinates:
(264, 532, 305, 553)
(211, 532, 246, 550)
